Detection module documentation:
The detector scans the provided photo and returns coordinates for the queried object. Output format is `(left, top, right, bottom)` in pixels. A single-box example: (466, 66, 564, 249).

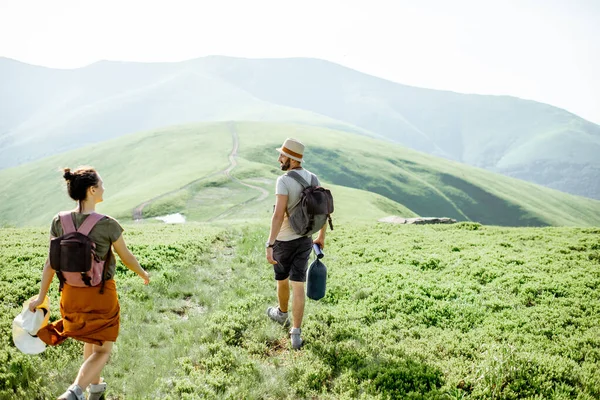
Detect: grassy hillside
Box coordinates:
(2, 56, 599, 199)
(0, 122, 233, 226)
(139, 169, 415, 226)
(1, 122, 600, 228)
(234, 122, 600, 227)
(1, 222, 599, 399)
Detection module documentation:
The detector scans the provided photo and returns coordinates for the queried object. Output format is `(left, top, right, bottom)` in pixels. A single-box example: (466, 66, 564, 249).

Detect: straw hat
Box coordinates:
(276, 138, 305, 163)
(12, 295, 49, 354)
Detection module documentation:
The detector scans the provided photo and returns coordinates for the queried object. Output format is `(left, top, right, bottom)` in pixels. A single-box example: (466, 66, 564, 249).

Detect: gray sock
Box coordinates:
(290, 327, 303, 350)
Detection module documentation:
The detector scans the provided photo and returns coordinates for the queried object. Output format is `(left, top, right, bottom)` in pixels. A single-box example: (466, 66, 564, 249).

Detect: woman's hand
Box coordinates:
(28, 295, 44, 312)
(139, 270, 150, 285)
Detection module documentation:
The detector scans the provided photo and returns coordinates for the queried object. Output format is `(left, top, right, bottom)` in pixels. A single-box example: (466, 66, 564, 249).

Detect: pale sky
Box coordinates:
(1, 0, 599, 124)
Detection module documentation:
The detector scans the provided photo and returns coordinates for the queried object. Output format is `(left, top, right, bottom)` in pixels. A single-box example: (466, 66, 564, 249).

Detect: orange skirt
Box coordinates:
(37, 279, 120, 346)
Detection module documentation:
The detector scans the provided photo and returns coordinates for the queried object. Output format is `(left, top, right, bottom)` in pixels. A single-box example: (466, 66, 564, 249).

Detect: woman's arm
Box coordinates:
(112, 234, 150, 284)
(29, 258, 55, 311)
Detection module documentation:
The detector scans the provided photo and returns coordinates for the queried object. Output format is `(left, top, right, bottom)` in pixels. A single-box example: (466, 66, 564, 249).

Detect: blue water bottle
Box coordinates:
(313, 243, 324, 259)
(306, 244, 327, 300)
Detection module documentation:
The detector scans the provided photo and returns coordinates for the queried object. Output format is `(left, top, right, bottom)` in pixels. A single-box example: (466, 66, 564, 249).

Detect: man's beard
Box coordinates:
(280, 159, 291, 171)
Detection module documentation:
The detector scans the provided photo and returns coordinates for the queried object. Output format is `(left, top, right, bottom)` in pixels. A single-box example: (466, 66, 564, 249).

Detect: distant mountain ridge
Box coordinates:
(1, 56, 598, 198)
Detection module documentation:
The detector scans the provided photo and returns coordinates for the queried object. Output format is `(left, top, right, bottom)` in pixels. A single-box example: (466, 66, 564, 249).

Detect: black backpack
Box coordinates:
(49, 212, 110, 293)
(286, 171, 334, 236)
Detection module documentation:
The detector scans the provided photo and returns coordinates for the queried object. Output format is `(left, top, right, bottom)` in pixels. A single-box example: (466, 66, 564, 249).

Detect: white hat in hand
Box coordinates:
(12, 295, 50, 354)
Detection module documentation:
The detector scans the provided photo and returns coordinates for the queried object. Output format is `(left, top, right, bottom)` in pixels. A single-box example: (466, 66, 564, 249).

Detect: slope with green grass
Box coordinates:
(0, 122, 234, 226)
(1, 121, 599, 228)
(233, 122, 600, 227)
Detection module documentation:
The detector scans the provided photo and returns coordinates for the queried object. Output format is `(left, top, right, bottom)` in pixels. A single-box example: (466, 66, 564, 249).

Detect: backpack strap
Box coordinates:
(77, 213, 105, 236)
(55, 212, 73, 292)
(99, 244, 112, 295)
(58, 212, 77, 234)
(285, 171, 308, 216)
(286, 171, 315, 188)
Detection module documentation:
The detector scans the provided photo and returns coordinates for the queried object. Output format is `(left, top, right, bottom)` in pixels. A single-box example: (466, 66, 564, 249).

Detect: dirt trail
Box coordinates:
(224, 126, 269, 201)
(207, 125, 269, 221)
(133, 123, 269, 221)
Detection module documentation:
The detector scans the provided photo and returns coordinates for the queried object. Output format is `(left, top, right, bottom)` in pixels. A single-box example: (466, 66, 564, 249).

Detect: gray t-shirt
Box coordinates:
(275, 168, 320, 241)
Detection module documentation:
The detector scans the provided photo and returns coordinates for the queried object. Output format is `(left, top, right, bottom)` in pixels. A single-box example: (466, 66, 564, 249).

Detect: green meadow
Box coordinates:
(1, 222, 599, 399)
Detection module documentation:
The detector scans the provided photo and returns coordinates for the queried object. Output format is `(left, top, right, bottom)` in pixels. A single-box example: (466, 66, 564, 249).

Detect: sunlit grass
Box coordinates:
(2, 222, 599, 399)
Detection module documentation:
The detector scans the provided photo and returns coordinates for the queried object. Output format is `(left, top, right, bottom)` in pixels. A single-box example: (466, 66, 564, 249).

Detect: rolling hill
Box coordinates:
(0, 121, 598, 228)
(1, 56, 599, 199)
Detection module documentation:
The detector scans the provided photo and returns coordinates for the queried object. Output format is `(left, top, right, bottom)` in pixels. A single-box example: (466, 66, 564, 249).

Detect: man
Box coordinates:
(266, 138, 327, 350)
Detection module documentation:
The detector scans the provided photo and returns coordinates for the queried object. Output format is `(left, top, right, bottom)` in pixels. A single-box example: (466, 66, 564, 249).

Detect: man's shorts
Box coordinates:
(272, 236, 313, 282)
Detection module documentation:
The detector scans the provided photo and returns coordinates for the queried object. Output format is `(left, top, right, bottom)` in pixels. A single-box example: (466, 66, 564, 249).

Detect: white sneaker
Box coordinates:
(57, 384, 85, 400)
(88, 380, 107, 400)
(267, 306, 290, 327)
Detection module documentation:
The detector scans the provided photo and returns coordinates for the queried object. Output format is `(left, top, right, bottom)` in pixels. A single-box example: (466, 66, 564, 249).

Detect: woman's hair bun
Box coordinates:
(63, 168, 73, 181)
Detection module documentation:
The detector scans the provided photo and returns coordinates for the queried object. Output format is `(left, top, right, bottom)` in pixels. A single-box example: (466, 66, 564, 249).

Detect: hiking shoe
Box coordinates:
(290, 327, 303, 350)
(88, 380, 107, 400)
(57, 384, 85, 400)
(267, 306, 290, 327)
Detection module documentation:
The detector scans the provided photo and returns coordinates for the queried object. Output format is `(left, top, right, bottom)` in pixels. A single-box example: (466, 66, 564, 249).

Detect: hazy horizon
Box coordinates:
(1, 0, 599, 124)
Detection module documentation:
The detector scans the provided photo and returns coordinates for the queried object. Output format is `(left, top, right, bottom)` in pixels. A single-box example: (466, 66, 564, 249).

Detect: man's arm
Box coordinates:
(266, 194, 287, 264)
(314, 222, 327, 249)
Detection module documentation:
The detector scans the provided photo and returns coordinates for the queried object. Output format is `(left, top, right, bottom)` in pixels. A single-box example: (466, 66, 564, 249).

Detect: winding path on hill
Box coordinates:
(223, 126, 269, 200)
(207, 125, 269, 221)
(132, 123, 269, 221)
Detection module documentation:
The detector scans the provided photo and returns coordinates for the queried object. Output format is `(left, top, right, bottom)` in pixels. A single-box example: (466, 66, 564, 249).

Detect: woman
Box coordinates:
(29, 166, 150, 400)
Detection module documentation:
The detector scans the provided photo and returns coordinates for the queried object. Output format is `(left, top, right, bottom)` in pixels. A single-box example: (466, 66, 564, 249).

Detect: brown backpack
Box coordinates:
(49, 212, 111, 293)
